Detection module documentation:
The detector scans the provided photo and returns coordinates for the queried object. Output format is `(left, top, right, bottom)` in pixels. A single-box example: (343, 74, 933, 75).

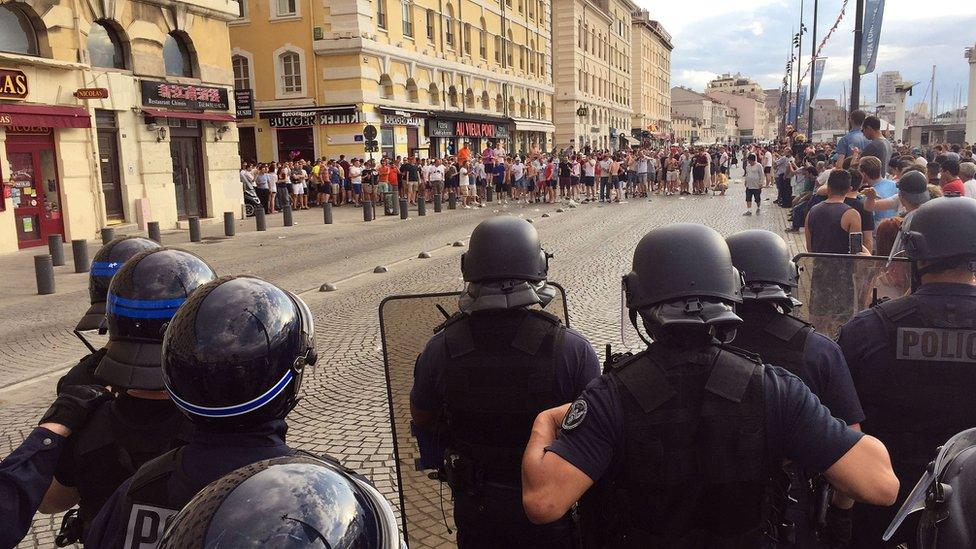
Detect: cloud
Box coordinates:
(746, 21, 765, 37)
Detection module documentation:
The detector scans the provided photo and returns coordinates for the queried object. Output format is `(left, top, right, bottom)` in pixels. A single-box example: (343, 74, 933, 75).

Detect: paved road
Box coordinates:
(1, 182, 798, 547)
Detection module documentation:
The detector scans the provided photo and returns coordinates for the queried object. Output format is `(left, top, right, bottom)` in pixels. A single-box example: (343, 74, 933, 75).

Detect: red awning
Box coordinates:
(142, 109, 235, 122)
(0, 104, 91, 128)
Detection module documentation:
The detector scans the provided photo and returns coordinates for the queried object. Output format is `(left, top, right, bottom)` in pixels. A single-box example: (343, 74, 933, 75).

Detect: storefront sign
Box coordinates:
(319, 111, 362, 125)
(455, 122, 497, 138)
(383, 114, 422, 126)
(268, 114, 316, 128)
(426, 119, 454, 138)
(0, 69, 28, 100)
(139, 80, 229, 111)
(234, 89, 254, 119)
(74, 88, 109, 99)
(426, 118, 508, 139)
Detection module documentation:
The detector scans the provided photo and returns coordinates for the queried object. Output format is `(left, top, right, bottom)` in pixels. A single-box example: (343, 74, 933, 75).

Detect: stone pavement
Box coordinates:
(0, 181, 799, 548)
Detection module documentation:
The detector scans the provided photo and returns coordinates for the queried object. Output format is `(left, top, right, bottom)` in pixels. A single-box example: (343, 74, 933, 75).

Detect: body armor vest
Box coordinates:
(68, 397, 190, 537)
(582, 343, 785, 549)
(441, 308, 563, 485)
(851, 293, 976, 547)
(732, 305, 812, 378)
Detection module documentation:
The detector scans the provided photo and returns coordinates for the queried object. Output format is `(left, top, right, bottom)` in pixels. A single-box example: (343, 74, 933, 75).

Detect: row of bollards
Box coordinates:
(35, 237, 90, 294)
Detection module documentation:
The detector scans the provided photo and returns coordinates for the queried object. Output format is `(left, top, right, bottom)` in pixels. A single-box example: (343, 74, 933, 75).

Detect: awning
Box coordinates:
(142, 109, 236, 122)
(619, 134, 635, 145)
(258, 104, 357, 118)
(0, 103, 91, 128)
(510, 118, 555, 133)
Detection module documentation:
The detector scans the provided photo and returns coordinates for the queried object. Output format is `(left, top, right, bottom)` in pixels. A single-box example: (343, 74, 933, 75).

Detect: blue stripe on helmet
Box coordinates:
(106, 302, 182, 319)
(91, 261, 124, 276)
(107, 293, 187, 309)
(168, 370, 293, 418)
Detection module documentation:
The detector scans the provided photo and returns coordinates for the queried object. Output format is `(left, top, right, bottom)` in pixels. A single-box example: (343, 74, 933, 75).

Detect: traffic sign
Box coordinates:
(363, 124, 378, 140)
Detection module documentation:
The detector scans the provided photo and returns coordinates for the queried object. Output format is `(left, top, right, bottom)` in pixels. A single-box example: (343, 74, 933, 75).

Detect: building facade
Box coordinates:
(706, 89, 770, 143)
(552, 0, 636, 151)
(707, 72, 765, 100)
(230, 0, 555, 162)
(0, 0, 240, 252)
(630, 9, 671, 141)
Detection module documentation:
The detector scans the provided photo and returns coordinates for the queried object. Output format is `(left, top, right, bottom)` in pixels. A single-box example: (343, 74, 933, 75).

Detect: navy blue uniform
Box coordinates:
(548, 365, 863, 487)
(839, 283, 976, 548)
(0, 428, 66, 549)
(84, 420, 293, 549)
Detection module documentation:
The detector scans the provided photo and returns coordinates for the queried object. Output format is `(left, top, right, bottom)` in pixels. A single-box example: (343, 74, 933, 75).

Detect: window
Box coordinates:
(280, 51, 302, 93)
(428, 82, 440, 105)
(401, 1, 413, 37)
(577, 20, 582, 48)
(424, 9, 435, 40)
(494, 35, 501, 63)
(448, 86, 459, 107)
(276, 0, 297, 16)
(540, 101, 546, 119)
(463, 23, 471, 54)
(232, 55, 250, 90)
(444, 6, 454, 47)
(506, 31, 512, 65)
(235, 0, 246, 18)
(479, 19, 487, 58)
(88, 21, 125, 69)
(379, 74, 393, 99)
(518, 0, 523, 13)
(163, 33, 193, 77)
(465, 89, 474, 108)
(376, 0, 387, 29)
(495, 94, 504, 113)
(481, 91, 490, 110)
(406, 78, 419, 102)
(528, 40, 535, 73)
(518, 45, 524, 70)
(0, 4, 39, 55)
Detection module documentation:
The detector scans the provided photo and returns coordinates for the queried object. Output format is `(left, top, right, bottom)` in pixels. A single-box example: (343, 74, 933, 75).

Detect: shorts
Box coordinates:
(763, 166, 772, 174)
(292, 184, 305, 195)
(352, 183, 362, 194)
(559, 176, 571, 189)
(515, 177, 527, 189)
(745, 188, 762, 203)
(666, 171, 678, 182)
(583, 176, 595, 186)
(430, 180, 445, 194)
(343, 181, 353, 191)
(363, 183, 375, 195)
(637, 173, 648, 184)
(570, 176, 579, 185)
(330, 183, 340, 194)
(377, 182, 391, 193)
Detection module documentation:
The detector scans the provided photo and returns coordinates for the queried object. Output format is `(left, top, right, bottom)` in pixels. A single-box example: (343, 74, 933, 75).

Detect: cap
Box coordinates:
(898, 171, 930, 206)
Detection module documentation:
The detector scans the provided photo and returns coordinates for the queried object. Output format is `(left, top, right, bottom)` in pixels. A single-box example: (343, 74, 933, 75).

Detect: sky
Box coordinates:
(641, 0, 975, 114)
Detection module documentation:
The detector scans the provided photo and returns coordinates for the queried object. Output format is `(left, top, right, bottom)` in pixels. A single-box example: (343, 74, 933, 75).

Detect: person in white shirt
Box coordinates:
(426, 159, 446, 198)
(960, 162, 976, 199)
(762, 149, 774, 187)
(743, 153, 765, 216)
(583, 156, 596, 201)
(458, 162, 477, 206)
(510, 159, 526, 201)
(348, 160, 363, 205)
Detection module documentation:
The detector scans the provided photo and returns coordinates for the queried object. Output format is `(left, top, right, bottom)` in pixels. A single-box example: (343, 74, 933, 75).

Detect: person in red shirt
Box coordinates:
(939, 158, 965, 196)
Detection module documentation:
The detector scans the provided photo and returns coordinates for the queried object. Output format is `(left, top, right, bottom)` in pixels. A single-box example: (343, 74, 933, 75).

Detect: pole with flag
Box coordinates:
(806, 0, 819, 137)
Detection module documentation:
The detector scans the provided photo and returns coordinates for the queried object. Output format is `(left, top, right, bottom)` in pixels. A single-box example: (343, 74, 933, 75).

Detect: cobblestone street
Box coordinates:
(1, 182, 801, 547)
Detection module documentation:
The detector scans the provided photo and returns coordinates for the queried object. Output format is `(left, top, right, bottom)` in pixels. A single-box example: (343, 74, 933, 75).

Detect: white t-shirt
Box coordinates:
(763, 151, 773, 168)
(349, 165, 363, 184)
(511, 162, 525, 180)
(964, 179, 976, 199)
(744, 163, 765, 188)
(571, 161, 581, 177)
(583, 159, 596, 177)
(427, 165, 446, 182)
(598, 159, 611, 176)
(459, 167, 469, 186)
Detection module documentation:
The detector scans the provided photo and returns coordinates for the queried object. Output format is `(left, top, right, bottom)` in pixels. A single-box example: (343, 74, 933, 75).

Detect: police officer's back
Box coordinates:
(410, 216, 600, 549)
(838, 197, 976, 548)
(83, 276, 318, 548)
(521, 223, 899, 548)
(39, 247, 215, 544)
(726, 229, 865, 547)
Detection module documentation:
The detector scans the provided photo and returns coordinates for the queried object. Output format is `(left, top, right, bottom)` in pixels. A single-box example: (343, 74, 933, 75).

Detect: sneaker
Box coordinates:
(742, 211, 753, 216)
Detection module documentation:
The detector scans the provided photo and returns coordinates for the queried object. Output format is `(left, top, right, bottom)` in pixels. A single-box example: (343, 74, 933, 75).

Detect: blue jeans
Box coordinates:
(599, 177, 611, 201)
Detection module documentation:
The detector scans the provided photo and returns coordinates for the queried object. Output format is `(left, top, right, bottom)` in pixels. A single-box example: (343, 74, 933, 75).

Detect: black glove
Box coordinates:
(819, 505, 853, 548)
(39, 384, 113, 434)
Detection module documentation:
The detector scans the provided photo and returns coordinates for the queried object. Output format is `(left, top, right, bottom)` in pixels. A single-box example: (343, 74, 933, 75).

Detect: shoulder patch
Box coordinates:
(561, 399, 588, 431)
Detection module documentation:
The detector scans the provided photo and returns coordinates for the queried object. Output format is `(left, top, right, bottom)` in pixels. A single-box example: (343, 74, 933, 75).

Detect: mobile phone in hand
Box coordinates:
(849, 232, 863, 255)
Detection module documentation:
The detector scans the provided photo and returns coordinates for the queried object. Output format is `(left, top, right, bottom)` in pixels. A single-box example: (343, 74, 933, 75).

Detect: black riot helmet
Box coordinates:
(903, 197, 976, 274)
(726, 230, 799, 305)
(624, 224, 742, 345)
(885, 428, 976, 549)
(78, 236, 161, 332)
(158, 455, 401, 549)
(461, 216, 549, 282)
(96, 248, 217, 391)
(161, 276, 316, 429)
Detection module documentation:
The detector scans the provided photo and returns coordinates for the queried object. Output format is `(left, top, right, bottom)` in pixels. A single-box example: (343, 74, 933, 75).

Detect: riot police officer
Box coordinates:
(58, 236, 161, 391)
(727, 229, 864, 546)
(158, 455, 402, 548)
(838, 197, 976, 548)
(410, 216, 600, 548)
(39, 248, 216, 544)
(521, 223, 899, 548)
(84, 276, 318, 548)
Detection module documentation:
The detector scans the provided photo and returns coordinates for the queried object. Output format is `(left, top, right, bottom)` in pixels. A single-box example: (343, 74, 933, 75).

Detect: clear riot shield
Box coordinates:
(792, 253, 912, 339)
(378, 284, 569, 548)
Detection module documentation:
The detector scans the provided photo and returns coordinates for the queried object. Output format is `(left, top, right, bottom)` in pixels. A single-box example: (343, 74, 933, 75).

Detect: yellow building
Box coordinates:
(0, 0, 241, 252)
(230, 0, 555, 162)
(630, 9, 671, 142)
(551, 0, 636, 152)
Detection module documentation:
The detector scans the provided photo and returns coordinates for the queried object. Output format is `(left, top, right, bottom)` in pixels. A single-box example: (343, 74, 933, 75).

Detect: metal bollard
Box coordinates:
(223, 212, 235, 236)
(255, 207, 267, 231)
(434, 194, 442, 213)
(323, 202, 333, 224)
(147, 221, 161, 243)
(47, 234, 65, 266)
(392, 194, 400, 216)
(486, 185, 494, 202)
(72, 239, 89, 273)
(100, 227, 115, 245)
(418, 197, 427, 216)
(399, 198, 408, 220)
(448, 192, 457, 210)
(188, 217, 201, 242)
(363, 201, 374, 222)
(35, 255, 55, 295)
(283, 205, 294, 227)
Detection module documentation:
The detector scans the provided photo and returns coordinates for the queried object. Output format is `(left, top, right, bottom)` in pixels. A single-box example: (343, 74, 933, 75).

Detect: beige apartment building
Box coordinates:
(552, 0, 637, 151)
(630, 9, 671, 141)
(230, 0, 555, 161)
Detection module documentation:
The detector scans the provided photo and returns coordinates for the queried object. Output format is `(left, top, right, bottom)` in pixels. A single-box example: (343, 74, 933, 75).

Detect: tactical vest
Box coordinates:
(441, 309, 564, 486)
(68, 398, 190, 538)
(582, 344, 787, 549)
(732, 307, 812, 378)
(859, 294, 976, 491)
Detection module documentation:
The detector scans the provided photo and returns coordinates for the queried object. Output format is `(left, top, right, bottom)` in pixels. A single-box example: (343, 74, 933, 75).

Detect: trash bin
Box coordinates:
(383, 191, 397, 216)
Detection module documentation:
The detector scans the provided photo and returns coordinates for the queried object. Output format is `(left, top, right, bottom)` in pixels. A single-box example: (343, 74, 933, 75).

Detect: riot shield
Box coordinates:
(792, 253, 912, 338)
(378, 284, 569, 549)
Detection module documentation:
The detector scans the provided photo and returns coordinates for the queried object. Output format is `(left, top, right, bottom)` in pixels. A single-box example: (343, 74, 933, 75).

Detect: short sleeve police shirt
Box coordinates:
(800, 331, 865, 426)
(547, 365, 864, 482)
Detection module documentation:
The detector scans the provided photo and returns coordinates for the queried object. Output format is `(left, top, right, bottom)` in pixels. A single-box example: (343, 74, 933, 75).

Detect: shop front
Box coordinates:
(425, 113, 510, 159)
(377, 108, 428, 159)
(258, 106, 363, 162)
(510, 119, 554, 156)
